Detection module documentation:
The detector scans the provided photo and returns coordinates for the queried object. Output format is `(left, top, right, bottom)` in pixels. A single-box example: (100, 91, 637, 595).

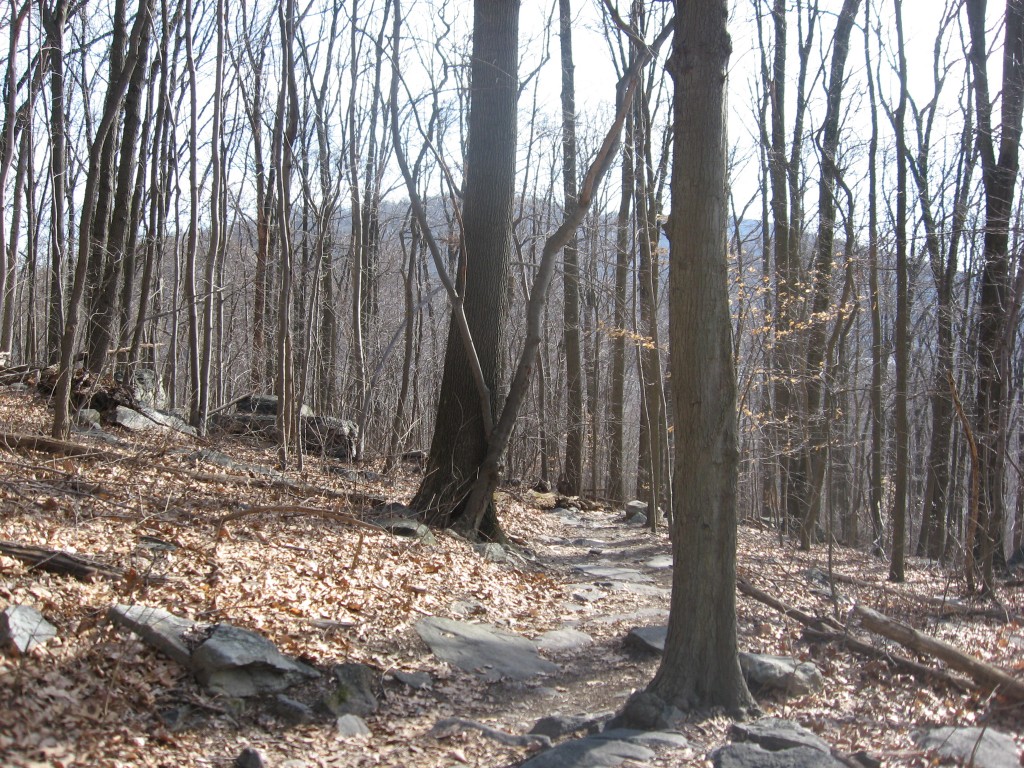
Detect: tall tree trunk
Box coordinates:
(796, 0, 860, 550)
(642, 0, 754, 717)
(409, 0, 519, 539)
(966, 0, 1024, 587)
(559, 0, 584, 496)
(889, 0, 910, 583)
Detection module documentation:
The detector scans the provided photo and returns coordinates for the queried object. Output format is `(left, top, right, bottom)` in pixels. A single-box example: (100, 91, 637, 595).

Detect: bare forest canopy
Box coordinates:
(0, 0, 1022, 585)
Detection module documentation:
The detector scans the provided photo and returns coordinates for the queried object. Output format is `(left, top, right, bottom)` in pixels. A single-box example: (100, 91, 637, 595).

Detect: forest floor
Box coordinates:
(0, 384, 1022, 768)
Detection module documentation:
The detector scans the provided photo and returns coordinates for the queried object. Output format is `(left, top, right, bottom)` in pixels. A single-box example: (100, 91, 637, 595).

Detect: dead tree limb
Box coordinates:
(0, 540, 123, 581)
(0, 431, 123, 460)
(738, 577, 974, 693)
(853, 604, 1024, 701)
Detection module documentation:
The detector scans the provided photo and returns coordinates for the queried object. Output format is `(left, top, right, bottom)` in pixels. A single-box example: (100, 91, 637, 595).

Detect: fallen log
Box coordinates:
(0, 540, 124, 581)
(853, 605, 1024, 701)
(738, 577, 974, 693)
(0, 431, 123, 461)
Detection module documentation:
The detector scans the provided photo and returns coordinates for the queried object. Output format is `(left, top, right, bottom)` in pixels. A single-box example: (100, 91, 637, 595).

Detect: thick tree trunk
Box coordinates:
(410, 0, 519, 539)
(644, 0, 754, 716)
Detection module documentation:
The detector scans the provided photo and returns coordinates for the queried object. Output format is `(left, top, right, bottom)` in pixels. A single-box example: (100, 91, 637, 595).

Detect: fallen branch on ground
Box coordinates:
(737, 576, 974, 693)
(853, 604, 1024, 701)
(0, 540, 125, 581)
(0, 431, 123, 461)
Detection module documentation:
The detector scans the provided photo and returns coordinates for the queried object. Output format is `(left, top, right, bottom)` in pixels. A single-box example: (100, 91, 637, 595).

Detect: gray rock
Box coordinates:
(336, 714, 371, 738)
(535, 629, 594, 653)
(74, 408, 102, 429)
(624, 500, 648, 521)
(474, 542, 507, 562)
(267, 694, 315, 725)
(108, 603, 196, 666)
(712, 744, 845, 768)
(739, 653, 824, 696)
(530, 712, 611, 739)
(626, 514, 648, 527)
(730, 718, 831, 753)
(914, 726, 1021, 768)
(594, 728, 690, 749)
(301, 415, 359, 460)
(109, 405, 197, 436)
(520, 735, 655, 767)
(415, 616, 558, 681)
(0, 605, 57, 653)
(373, 517, 437, 545)
(393, 669, 432, 690)
(190, 624, 320, 697)
(234, 747, 267, 768)
(157, 705, 192, 731)
(450, 599, 487, 617)
(643, 555, 673, 569)
(624, 625, 667, 654)
(213, 412, 279, 438)
(117, 368, 167, 411)
(570, 585, 606, 603)
(573, 564, 653, 584)
(235, 395, 312, 417)
(322, 662, 379, 717)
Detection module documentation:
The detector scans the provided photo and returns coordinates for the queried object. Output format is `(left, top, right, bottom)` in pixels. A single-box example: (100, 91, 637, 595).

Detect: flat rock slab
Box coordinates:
(530, 712, 613, 739)
(415, 616, 558, 681)
(914, 726, 1022, 768)
(730, 718, 830, 753)
(108, 603, 195, 666)
(739, 653, 824, 696)
(642, 555, 673, 570)
(573, 565, 653, 584)
(712, 744, 845, 768)
(624, 625, 667, 654)
(594, 729, 690, 749)
(0, 605, 57, 653)
(569, 585, 607, 603)
(520, 735, 655, 767)
(109, 604, 319, 697)
(535, 629, 594, 653)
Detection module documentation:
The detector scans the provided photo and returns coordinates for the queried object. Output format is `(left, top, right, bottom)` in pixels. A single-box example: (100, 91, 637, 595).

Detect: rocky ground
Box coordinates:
(0, 384, 1022, 767)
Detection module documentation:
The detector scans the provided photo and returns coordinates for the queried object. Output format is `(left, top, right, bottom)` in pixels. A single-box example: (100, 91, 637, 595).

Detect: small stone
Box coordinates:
(914, 726, 1021, 768)
(624, 625, 667, 654)
(474, 542, 507, 563)
(267, 694, 315, 725)
(739, 653, 824, 696)
(322, 663, 379, 717)
(234, 747, 267, 768)
(336, 714, 371, 738)
(393, 669, 432, 690)
(0, 605, 57, 653)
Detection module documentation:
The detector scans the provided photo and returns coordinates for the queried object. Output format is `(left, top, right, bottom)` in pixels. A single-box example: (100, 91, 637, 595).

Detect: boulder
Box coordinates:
(624, 625, 667, 654)
(234, 747, 267, 768)
(190, 624, 320, 697)
(730, 718, 831, 754)
(322, 662, 379, 717)
(0, 605, 57, 653)
(301, 415, 359, 460)
(108, 405, 197, 437)
(235, 394, 312, 418)
(739, 653, 824, 695)
(711, 744, 845, 768)
(624, 500, 648, 521)
(914, 726, 1021, 768)
(116, 368, 166, 411)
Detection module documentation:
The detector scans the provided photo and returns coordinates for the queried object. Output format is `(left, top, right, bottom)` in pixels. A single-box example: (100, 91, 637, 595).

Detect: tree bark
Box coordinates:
(643, 0, 755, 715)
